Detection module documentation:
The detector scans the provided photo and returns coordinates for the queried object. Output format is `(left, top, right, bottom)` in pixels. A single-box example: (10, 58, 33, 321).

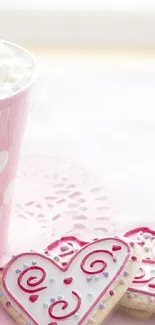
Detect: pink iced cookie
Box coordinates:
(46, 234, 154, 320)
(120, 227, 155, 313)
(0, 237, 141, 325)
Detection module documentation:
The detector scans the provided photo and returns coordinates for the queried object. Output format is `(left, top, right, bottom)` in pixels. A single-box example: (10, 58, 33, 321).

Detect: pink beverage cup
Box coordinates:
(0, 41, 36, 257)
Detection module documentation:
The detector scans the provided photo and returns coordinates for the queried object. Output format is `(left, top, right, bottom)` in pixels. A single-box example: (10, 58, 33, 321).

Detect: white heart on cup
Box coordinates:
(0, 151, 8, 173)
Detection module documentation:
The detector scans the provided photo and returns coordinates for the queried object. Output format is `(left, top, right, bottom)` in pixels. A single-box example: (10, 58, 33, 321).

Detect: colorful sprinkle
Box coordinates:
(54, 255, 60, 262)
(23, 263, 29, 268)
(131, 256, 137, 261)
(57, 295, 63, 300)
(103, 271, 109, 278)
(44, 250, 49, 255)
(94, 275, 100, 281)
(99, 303, 104, 309)
(43, 302, 49, 308)
(15, 269, 21, 274)
(143, 233, 152, 239)
(87, 292, 93, 297)
(119, 278, 126, 285)
(49, 277, 55, 282)
(60, 244, 69, 252)
(0, 291, 4, 297)
(32, 261, 37, 265)
(50, 297, 55, 302)
(6, 301, 11, 308)
(109, 290, 115, 296)
(124, 271, 130, 277)
(151, 269, 155, 274)
(74, 313, 80, 319)
(144, 247, 149, 252)
(86, 277, 92, 282)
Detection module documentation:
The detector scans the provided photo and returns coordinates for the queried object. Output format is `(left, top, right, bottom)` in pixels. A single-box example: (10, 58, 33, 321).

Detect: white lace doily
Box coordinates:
(7, 154, 114, 257)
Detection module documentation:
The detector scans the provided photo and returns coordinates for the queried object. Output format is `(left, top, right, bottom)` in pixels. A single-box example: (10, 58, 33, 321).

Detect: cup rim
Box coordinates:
(0, 40, 37, 102)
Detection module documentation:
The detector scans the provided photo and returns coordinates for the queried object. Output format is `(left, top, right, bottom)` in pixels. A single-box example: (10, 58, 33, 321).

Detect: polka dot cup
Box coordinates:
(0, 41, 36, 256)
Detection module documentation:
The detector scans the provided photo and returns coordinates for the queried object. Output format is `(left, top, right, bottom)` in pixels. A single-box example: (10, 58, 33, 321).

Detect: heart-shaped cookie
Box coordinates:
(120, 227, 155, 313)
(46, 235, 151, 320)
(0, 237, 140, 325)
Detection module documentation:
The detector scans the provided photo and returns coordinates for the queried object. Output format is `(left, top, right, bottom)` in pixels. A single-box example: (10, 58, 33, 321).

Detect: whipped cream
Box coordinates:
(0, 41, 34, 99)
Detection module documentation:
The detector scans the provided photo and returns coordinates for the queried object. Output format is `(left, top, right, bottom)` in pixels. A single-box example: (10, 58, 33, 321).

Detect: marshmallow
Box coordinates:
(0, 41, 34, 99)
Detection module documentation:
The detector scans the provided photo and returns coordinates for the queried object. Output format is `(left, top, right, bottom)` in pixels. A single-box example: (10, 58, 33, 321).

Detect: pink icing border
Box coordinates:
(124, 227, 155, 236)
(124, 227, 155, 297)
(2, 238, 131, 325)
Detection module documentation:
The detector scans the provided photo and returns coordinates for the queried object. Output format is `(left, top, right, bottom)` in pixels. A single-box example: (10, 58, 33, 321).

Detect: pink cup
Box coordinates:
(0, 41, 36, 257)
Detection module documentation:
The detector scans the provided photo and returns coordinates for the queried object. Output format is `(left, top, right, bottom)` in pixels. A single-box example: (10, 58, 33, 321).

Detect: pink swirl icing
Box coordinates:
(134, 268, 146, 281)
(59, 250, 75, 258)
(17, 266, 47, 293)
(48, 291, 81, 320)
(80, 249, 114, 274)
(133, 267, 155, 289)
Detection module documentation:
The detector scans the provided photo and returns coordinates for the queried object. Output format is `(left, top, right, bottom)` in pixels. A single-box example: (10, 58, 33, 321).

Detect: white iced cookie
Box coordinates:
(0, 237, 141, 325)
(46, 235, 153, 320)
(120, 227, 155, 314)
